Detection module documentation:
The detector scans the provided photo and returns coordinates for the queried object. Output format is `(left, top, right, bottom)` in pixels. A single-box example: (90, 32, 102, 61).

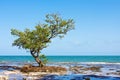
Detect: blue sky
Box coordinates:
(0, 0, 120, 55)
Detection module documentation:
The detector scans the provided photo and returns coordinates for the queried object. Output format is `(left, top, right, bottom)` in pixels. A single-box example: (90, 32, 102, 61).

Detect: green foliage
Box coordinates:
(39, 54, 48, 65)
(45, 14, 74, 39)
(11, 14, 74, 54)
(11, 13, 74, 66)
(11, 25, 50, 53)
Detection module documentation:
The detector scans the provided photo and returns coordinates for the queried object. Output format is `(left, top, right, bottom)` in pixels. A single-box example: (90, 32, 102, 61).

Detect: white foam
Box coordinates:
(48, 62, 120, 65)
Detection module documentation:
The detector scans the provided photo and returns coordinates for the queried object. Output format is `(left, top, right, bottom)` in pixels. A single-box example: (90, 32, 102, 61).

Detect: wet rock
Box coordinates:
(69, 66, 85, 74)
(84, 77, 90, 80)
(87, 66, 101, 72)
(109, 68, 115, 70)
(116, 70, 120, 72)
(40, 75, 57, 80)
(0, 66, 21, 71)
(106, 73, 110, 75)
(21, 66, 67, 74)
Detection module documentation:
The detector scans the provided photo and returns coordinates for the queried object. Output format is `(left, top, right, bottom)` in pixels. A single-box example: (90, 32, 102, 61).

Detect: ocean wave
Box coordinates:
(80, 62, 120, 64)
(1, 61, 120, 67)
(48, 62, 120, 65)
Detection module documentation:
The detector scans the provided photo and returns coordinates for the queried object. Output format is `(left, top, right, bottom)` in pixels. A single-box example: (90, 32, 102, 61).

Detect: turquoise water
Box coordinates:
(0, 56, 120, 63)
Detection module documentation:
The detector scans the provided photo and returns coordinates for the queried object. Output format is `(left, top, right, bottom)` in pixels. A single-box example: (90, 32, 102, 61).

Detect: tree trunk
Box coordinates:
(30, 51, 44, 67)
(35, 56, 44, 67)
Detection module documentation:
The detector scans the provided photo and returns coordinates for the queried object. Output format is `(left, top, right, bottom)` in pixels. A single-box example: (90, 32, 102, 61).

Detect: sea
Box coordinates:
(0, 56, 120, 67)
(0, 56, 120, 63)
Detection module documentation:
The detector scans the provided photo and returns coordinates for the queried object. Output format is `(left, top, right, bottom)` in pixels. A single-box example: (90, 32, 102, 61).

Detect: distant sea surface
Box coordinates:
(0, 56, 120, 63)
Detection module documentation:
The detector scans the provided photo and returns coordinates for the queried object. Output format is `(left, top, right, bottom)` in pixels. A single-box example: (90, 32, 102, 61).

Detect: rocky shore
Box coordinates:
(0, 63, 120, 80)
(0, 65, 67, 80)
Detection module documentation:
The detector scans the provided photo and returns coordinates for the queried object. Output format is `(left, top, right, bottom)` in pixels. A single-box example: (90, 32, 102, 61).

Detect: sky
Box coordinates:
(0, 0, 120, 55)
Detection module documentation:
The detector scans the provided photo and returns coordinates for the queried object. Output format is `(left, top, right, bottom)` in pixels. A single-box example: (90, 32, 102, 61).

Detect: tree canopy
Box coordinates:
(11, 14, 75, 67)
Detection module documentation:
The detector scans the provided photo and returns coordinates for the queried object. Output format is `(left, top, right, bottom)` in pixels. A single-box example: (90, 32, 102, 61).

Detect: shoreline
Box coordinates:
(0, 62, 120, 80)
